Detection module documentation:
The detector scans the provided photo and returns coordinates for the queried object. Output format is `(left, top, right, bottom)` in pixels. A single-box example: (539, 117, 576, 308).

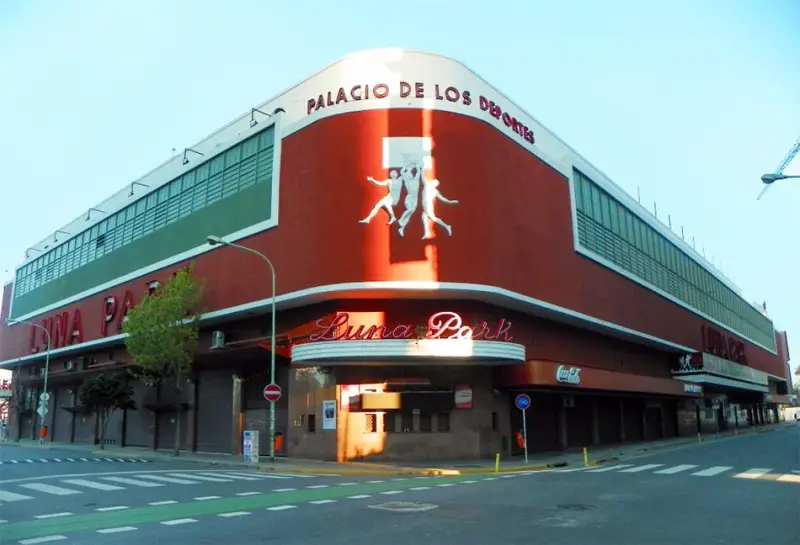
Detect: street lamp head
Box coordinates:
(207, 235, 223, 246)
(761, 173, 783, 185)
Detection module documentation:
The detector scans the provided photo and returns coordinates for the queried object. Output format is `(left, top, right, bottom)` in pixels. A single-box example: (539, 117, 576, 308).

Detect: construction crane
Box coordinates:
(758, 134, 800, 200)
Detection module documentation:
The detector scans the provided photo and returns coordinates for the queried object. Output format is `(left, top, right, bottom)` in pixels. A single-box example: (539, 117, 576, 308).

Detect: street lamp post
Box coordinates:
(6, 318, 52, 443)
(207, 235, 277, 464)
(760, 173, 800, 184)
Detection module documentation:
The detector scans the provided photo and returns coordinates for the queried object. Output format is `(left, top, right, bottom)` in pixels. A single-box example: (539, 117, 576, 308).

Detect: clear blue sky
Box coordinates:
(0, 0, 797, 381)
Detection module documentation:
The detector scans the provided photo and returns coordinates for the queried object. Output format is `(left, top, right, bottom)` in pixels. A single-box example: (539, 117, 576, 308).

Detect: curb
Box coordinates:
(257, 461, 569, 476)
(585, 456, 620, 467)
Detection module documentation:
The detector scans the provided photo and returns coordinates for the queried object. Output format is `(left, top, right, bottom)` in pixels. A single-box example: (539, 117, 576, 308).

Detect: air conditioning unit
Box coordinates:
(563, 395, 576, 408)
(65, 361, 76, 371)
(210, 330, 226, 350)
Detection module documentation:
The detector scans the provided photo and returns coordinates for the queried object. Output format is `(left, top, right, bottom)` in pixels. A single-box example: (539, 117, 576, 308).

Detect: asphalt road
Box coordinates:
(1, 424, 798, 544)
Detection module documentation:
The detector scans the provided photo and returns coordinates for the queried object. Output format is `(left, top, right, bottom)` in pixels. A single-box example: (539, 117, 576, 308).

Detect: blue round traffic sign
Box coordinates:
(515, 393, 531, 411)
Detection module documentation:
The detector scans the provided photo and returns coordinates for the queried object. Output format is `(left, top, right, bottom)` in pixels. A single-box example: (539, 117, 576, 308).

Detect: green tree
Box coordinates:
(123, 265, 204, 455)
(78, 372, 135, 449)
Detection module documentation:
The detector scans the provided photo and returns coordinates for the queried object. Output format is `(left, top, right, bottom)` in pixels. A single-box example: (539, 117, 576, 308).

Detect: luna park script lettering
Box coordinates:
(309, 311, 513, 342)
(307, 81, 535, 146)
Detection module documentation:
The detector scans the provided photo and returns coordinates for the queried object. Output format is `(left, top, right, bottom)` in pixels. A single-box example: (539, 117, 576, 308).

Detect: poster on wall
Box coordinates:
(322, 400, 337, 430)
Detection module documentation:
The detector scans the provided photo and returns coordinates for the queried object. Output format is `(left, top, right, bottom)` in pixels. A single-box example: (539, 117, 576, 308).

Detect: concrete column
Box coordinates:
(558, 398, 568, 450)
(619, 399, 626, 443)
(591, 398, 600, 445)
(230, 375, 243, 456)
(660, 404, 667, 438)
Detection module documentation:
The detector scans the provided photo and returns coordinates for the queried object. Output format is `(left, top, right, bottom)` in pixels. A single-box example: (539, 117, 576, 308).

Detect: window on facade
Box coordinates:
(14, 127, 275, 298)
(573, 168, 775, 351)
(364, 413, 378, 433)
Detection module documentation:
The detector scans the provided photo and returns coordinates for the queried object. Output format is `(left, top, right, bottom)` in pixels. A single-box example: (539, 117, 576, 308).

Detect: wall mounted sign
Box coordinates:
(683, 383, 702, 394)
(322, 400, 337, 430)
(672, 353, 768, 386)
(701, 325, 747, 365)
(454, 384, 473, 409)
(555, 365, 581, 385)
(306, 81, 535, 146)
(360, 146, 460, 240)
(309, 311, 513, 342)
(673, 353, 704, 373)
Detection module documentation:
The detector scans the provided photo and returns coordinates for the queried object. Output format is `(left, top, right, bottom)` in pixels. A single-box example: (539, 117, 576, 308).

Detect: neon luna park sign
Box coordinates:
(308, 311, 513, 342)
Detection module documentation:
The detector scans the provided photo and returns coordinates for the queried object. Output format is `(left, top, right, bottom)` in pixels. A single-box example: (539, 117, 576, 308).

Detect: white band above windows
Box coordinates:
(291, 339, 526, 366)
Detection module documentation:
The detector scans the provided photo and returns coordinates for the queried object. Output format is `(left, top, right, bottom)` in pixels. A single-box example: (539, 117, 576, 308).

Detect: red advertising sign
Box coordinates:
(454, 384, 473, 409)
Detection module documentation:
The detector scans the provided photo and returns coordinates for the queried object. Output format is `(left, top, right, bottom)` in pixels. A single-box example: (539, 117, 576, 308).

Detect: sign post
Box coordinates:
(262, 384, 282, 460)
(514, 393, 531, 464)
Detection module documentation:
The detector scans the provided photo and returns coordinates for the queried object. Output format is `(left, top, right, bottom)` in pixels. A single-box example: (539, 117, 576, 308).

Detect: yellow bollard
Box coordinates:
(583, 447, 589, 467)
(495, 453, 500, 473)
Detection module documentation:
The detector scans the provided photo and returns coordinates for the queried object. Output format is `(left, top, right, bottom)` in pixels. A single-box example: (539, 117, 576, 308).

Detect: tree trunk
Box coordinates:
(173, 374, 182, 456)
(98, 412, 105, 450)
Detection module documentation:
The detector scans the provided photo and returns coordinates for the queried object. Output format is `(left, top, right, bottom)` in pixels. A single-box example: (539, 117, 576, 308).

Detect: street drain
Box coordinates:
(368, 501, 439, 513)
(556, 504, 595, 511)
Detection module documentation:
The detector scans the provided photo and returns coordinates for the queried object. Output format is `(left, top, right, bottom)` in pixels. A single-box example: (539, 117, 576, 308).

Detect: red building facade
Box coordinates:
(0, 50, 791, 461)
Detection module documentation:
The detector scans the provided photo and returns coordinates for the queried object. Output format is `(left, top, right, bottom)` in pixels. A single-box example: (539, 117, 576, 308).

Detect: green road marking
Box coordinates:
(1, 476, 481, 540)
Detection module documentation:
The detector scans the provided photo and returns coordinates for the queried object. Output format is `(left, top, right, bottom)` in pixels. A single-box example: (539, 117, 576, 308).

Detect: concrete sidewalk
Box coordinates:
(2, 421, 791, 475)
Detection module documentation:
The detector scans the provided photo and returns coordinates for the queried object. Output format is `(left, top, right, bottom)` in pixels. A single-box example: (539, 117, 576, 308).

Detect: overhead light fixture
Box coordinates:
(129, 181, 150, 196)
(273, 107, 285, 115)
(249, 107, 272, 128)
(53, 230, 70, 243)
(182, 147, 204, 165)
(86, 207, 106, 221)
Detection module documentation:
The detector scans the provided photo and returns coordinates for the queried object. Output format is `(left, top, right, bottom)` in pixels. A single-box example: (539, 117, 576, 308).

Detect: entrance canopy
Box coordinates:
(291, 339, 526, 366)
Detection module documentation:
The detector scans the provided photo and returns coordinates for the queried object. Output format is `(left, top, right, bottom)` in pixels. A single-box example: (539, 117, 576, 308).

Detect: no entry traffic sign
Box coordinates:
(263, 383, 282, 403)
(515, 394, 531, 411)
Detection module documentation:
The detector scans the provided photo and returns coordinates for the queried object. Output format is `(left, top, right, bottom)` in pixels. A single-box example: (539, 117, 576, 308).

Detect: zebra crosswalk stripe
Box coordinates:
(0, 490, 34, 502)
(18, 483, 81, 496)
(199, 472, 259, 481)
(734, 468, 771, 479)
(61, 479, 125, 491)
(586, 464, 634, 473)
(100, 476, 164, 488)
(134, 474, 201, 485)
(691, 466, 732, 477)
(619, 464, 664, 473)
(231, 472, 292, 480)
(654, 464, 698, 474)
(167, 473, 232, 482)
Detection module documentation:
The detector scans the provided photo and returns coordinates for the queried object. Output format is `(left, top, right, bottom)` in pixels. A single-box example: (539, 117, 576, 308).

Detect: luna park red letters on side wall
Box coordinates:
(27, 280, 159, 354)
(701, 324, 747, 364)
